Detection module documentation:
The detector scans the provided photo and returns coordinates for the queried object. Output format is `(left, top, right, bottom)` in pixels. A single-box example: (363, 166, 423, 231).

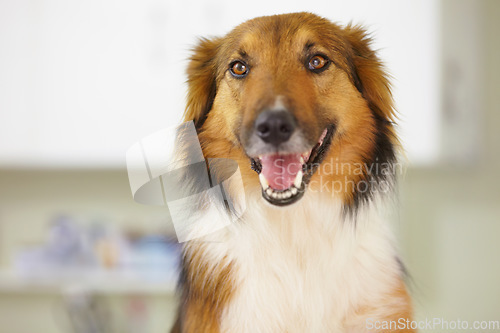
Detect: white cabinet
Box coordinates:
(0, 0, 442, 167)
(0, 0, 187, 167)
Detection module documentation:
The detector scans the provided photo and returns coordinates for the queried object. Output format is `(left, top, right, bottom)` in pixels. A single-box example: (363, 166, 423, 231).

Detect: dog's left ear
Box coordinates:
(184, 37, 222, 128)
(343, 25, 396, 123)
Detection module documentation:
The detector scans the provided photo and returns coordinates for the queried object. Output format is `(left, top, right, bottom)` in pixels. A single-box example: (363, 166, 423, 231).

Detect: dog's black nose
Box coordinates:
(255, 110, 296, 146)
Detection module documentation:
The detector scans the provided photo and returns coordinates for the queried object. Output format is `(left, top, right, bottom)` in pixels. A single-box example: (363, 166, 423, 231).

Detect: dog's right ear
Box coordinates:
(184, 37, 222, 129)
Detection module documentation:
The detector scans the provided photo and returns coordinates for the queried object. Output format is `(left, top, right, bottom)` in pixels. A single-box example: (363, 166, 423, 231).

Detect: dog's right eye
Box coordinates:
(230, 61, 249, 78)
(307, 54, 330, 73)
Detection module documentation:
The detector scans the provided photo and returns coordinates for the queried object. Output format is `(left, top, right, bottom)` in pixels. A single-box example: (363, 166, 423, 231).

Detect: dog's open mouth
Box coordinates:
(250, 125, 335, 206)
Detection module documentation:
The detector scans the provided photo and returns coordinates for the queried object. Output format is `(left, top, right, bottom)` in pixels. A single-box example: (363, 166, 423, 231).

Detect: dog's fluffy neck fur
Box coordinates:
(181, 188, 407, 333)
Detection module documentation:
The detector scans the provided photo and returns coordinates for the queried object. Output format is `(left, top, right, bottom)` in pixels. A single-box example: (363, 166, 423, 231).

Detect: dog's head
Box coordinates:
(185, 13, 398, 209)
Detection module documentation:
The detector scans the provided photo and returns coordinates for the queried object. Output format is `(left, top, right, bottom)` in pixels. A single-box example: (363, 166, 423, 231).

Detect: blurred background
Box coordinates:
(0, 0, 499, 332)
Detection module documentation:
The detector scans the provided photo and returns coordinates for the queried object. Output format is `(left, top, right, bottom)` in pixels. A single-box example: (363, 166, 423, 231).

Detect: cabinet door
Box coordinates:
(0, 0, 442, 167)
(0, 0, 186, 167)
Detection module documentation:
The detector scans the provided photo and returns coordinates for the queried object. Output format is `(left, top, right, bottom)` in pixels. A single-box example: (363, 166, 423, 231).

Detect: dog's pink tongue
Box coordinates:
(260, 154, 302, 190)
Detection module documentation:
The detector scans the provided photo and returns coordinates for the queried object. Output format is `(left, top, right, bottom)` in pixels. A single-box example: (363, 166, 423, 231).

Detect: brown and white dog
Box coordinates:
(171, 12, 414, 333)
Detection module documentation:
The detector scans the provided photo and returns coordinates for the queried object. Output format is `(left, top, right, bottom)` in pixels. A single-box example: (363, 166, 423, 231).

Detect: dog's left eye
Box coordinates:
(307, 55, 329, 73)
(230, 61, 249, 77)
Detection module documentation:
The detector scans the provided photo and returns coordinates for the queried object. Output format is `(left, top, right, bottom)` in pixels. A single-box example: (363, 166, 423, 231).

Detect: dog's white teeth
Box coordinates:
(266, 187, 298, 200)
(294, 170, 303, 188)
(263, 177, 301, 200)
(300, 156, 305, 164)
(259, 173, 269, 189)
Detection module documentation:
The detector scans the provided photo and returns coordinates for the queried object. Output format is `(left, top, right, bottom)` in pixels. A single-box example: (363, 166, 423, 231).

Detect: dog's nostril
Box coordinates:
(280, 124, 291, 134)
(257, 124, 270, 135)
(254, 110, 296, 146)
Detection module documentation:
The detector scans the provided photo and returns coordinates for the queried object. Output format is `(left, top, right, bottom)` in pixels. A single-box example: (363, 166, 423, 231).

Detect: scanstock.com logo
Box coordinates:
(126, 121, 246, 242)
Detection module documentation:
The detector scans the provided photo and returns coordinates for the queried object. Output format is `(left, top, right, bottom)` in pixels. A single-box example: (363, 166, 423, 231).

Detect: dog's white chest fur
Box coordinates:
(197, 193, 401, 333)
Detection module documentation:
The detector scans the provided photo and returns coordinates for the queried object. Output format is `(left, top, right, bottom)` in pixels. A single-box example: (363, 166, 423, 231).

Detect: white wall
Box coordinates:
(0, 0, 440, 167)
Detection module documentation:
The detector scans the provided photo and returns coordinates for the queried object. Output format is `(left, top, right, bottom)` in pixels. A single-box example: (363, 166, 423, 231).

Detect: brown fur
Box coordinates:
(175, 12, 412, 332)
(173, 245, 234, 332)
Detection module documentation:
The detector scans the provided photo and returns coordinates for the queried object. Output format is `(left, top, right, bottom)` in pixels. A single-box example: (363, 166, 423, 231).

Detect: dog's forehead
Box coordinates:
(214, 13, 353, 81)
(238, 28, 311, 53)
(222, 14, 344, 60)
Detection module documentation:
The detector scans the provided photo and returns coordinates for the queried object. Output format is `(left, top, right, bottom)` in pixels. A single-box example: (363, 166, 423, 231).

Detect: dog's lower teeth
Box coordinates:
(265, 187, 299, 201)
(263, 181, 303, 201)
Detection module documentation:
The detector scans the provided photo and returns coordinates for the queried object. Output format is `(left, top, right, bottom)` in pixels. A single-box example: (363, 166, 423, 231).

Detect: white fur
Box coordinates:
(272, 95, 286, 110)
(187, 188, 404, 333)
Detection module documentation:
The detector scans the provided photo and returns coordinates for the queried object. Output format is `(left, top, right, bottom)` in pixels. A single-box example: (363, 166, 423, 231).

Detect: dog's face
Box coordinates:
(185, 13, 397, 209)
